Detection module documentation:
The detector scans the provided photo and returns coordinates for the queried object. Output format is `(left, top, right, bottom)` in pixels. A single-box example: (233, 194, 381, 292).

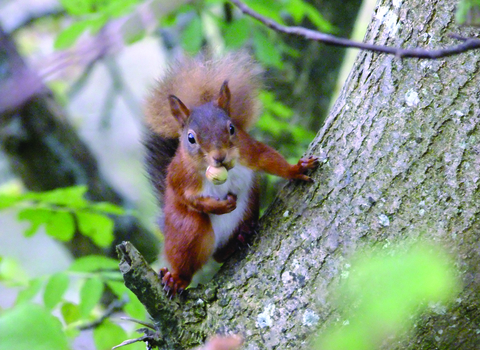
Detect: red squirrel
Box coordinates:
(144, 53, 318, 295)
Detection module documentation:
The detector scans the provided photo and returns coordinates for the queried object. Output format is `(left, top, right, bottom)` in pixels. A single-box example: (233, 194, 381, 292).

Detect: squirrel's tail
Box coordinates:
(145, 52, 262, 138)
(144, 131, 178, 206)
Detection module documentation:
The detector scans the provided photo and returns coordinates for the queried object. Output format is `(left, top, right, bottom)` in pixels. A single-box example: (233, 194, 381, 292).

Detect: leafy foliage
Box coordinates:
(0, 185, 126, 248)
(0, 255, 146, 350)
(456, 0, 480, 26)
(0, 303, 70, 350)
(54, 0, 141, 49)
(315, 244, 460, 350)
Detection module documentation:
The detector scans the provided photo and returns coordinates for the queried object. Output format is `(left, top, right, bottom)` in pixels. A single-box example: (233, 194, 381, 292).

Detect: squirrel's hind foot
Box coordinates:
(159, 267, 188, 297)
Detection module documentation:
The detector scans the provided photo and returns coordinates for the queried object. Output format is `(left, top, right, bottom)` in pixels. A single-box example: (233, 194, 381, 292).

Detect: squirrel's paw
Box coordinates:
(159, 268, 188, 297)
(224, 193, 237, 213)
(292, 156, 319, 182)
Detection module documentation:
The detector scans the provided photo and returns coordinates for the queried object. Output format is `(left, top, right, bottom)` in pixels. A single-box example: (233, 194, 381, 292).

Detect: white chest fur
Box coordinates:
(200, 164, 255, 250)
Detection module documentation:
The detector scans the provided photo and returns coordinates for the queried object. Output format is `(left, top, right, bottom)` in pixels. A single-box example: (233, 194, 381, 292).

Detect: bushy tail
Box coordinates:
(144, 52, 262, 138)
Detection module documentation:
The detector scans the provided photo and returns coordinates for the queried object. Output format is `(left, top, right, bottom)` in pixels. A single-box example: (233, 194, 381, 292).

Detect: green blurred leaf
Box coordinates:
(0, 257, 29, 286)
(61, 302, 82, 325)
(90, 202, 126, 215)
(107, 281, 145, 320)
(456, 0, 480, 25)
(253, 30, 283, 68)
(88, 14, 109, 35)
(69, 255, 119, 272)
(59, 0, 94, 15)
(316, 244, 460, 350)
(106, 280, 128, 297)
(44, 273, 70, 310)
(0, 303, 70, 350)
(45, 211, 75, 242)
(76, 211, 114, 248)
(79, 277, 104, 317)
(24, 186, 88, 208)
(93, 320, 127, 350)
(244, 0, 284, 24)
(102, 0, 139, 18)
(18, 207, 53, 237)
(181, 15, 203, 54)
(0, 193, 21, 210)
(224, 18, 250, 49)
(54, 21, 91, 50)
(302, 2, 334, 32)
(16, 278, 43, 304)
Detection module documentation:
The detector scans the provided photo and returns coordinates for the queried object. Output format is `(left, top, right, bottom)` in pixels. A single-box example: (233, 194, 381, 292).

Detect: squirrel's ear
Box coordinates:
(169, 95, 190, 127)
(217, 80, 231, 115)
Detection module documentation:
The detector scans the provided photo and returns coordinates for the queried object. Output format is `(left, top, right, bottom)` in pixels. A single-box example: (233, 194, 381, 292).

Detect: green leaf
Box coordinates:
(0, 193, 21, 210)
(102, 0, 139, 18)
(244, 0, 284, 24)
(107, 281, 145, 320)
(16, 278, 43, 304)
(24, 186, 88, 208)
(456, 0, 480, 25)
(45, 211, 75, 242)
(69, 255, 119, 272)
(316, 244, 460, 350)
(59, 0, 95, 15)
(76, 211, 114, 248)
(224, 18, 251, 49)
(18, 207, 53, 237)
(106, 280, 129, 297)
(61, 302, 81, 325)
(181, 15, 204, 54)
(302, 2, 334, 32)
(0, 303, 70, 350)
(90, 202, 126, 215)
(79, 277, 104, 317)
(253, 30, 283, 68)
(44, 273, 70, 310)
(54, 21, 91, 50)
(0, 257, 29, 286)
(93, 320, 127, 350)
(89, 14, 109, 35)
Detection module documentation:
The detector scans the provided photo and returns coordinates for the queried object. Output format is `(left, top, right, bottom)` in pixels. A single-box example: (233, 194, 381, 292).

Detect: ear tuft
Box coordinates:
(168, 95, 190, 127)
(217, 80, 231, 115)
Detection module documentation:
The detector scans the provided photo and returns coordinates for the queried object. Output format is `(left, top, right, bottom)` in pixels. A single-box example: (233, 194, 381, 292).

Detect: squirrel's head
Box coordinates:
(169, 81, 239, 171)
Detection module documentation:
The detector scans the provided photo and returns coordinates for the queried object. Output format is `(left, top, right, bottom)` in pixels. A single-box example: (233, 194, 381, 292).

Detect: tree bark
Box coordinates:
(119, 0, 480, 348)
(0, 27, 159, 262)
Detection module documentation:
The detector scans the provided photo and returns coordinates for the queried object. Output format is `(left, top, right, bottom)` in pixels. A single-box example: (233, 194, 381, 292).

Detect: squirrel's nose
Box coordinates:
(213, 155, 226, 165)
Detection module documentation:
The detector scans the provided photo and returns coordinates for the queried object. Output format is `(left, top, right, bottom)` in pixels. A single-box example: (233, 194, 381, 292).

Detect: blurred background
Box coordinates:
(0, 0, 375, 348)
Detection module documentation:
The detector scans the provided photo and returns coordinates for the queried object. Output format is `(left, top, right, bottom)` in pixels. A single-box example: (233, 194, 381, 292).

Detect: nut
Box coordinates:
(206, 166, 228, 185)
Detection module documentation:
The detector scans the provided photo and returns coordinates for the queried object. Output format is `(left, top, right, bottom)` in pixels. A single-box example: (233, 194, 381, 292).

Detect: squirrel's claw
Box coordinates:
(159, 267, 188, 297)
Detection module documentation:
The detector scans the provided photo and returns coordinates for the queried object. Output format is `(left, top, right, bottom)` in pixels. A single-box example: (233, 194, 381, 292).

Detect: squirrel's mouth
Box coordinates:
(222, 159, 236, 171)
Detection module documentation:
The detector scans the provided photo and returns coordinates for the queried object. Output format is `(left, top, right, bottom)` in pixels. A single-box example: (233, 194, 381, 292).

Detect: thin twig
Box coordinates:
(78, 297, 127, 331)
(230, 0, 480, 59)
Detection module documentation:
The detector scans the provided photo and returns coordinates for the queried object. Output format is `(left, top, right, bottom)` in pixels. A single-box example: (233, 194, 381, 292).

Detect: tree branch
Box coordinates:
(230, 0, 480, 59)
(116, 242, 217, 349)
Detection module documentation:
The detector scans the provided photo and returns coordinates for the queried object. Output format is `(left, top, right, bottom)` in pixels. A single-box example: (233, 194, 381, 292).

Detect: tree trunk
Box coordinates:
(119, 0, 480, 348)
(0, 27, 158, 262)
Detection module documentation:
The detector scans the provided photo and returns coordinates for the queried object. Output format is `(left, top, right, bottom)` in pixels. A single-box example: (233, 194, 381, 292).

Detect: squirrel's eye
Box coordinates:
(187, 133, 196, 144)
(229, 123, 235, 136)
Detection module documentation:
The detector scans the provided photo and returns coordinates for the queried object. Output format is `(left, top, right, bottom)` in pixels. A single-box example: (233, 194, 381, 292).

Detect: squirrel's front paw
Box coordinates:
(208, 193, 237, 214)
(224, 193, 237, 213)
(292, 156, 319, 182)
